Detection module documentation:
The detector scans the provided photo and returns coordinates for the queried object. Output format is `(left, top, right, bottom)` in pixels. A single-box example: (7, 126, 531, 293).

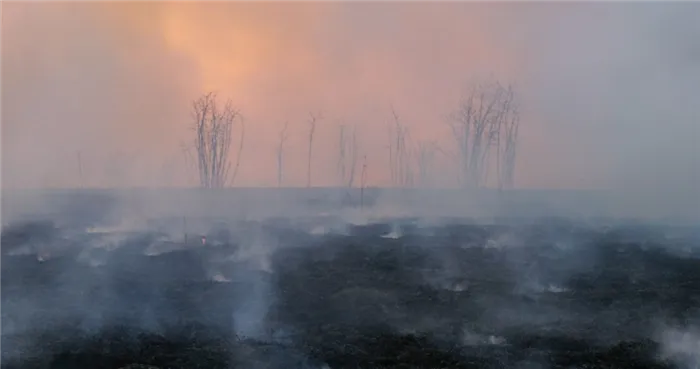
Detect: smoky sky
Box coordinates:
(2, 2, 699, 197)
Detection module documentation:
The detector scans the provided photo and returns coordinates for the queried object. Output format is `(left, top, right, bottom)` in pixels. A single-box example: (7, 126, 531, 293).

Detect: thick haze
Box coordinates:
(2, 2, 699, 195)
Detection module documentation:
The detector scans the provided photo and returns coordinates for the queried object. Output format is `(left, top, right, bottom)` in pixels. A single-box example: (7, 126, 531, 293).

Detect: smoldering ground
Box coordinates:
(2, 189, 700, 369)
(2, 1, 700, 368)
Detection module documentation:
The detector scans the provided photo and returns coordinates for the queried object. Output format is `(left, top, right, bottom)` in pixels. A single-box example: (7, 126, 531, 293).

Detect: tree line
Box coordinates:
(183, 79, 520, 190)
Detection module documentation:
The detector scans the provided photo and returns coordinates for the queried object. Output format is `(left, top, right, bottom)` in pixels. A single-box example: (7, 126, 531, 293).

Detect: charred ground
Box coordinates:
(2, 210, 700, 369)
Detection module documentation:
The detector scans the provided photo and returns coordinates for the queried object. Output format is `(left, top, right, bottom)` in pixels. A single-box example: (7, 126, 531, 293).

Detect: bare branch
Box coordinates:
(447, 79, 520, 189)
(191, 92, 244, 189)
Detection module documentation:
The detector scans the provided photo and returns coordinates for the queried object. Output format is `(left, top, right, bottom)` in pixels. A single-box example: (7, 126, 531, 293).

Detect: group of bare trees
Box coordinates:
(185, 93, 328, 189)
(448, 79, 520, 190)
(186, 92, 245, 189)
(386, 109, 446, 188)
(185, 79, 520, 190)
(383, 79, 520, 190)
(275, 112, 365, 189)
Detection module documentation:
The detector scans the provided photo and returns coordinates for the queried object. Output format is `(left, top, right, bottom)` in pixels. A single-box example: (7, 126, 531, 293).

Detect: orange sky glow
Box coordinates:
(3, 2, 698, 193)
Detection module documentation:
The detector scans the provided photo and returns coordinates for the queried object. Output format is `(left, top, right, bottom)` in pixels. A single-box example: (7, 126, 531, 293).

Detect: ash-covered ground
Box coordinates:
(2, 189, 700, 369)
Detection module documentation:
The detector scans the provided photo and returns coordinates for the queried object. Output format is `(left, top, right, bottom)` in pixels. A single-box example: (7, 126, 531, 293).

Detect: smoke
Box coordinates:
(1, 2, 199, 188)
(4, 6, 700, 368)
(0, 6, 580, 181)
(520, 3, 700, 217)
(3, 3, 698, 210)
(659, 326, 700, 368)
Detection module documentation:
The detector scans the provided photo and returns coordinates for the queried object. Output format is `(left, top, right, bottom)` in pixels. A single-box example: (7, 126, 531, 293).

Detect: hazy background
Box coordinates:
(2, 2, 699, 195)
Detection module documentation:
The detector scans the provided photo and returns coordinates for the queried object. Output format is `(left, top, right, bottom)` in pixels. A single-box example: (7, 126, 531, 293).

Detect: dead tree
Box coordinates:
(306, 112, 320, 188)
(448, 80, 518, 189)
(191, 92, 245, 188)
(338, 124, 359, 188)
(276, 121, 290, 187)
(388, 107, 414, 187)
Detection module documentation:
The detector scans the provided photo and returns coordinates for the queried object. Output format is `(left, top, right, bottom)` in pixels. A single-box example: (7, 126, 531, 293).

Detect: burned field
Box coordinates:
(2, 216, 700, 369)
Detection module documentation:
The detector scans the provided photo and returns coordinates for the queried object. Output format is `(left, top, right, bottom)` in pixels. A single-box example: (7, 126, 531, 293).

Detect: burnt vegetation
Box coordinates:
(2, 212, 700, 369)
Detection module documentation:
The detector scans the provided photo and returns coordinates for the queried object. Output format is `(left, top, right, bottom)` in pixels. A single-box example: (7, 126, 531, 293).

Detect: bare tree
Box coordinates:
(338, 124, 359, 188)
(448, 80, 518, 189)
(191, 92, 245, 188)
(388, 107, 414, 187)
(276, 121, 290, 187)
(306, 112, 320, 188)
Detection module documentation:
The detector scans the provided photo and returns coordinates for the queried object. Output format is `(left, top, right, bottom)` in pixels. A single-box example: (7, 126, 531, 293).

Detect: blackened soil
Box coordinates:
(2, 219, 699, 369)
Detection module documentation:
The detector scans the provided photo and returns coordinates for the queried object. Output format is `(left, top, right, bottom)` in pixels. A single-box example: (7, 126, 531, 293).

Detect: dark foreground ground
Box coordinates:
(2, 215, 700, 369)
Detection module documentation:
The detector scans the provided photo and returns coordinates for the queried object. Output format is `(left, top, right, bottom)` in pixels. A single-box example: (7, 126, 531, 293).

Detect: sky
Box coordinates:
(2, 1, 699, 193)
